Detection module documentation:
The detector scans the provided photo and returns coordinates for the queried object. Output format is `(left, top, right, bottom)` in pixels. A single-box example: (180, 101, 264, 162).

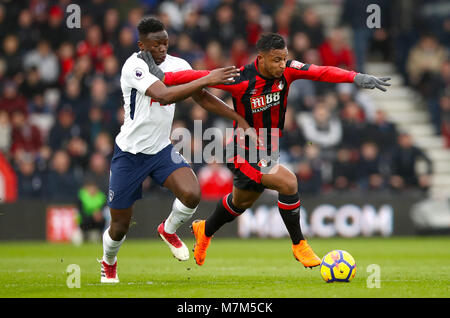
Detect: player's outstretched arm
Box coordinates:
(138, 51, 238, 91)
(286, 61, 391, 92)
(144, 66, 239, 105)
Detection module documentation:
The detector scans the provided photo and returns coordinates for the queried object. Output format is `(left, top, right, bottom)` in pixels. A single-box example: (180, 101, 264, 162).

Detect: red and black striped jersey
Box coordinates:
(164, 59, 357, 149)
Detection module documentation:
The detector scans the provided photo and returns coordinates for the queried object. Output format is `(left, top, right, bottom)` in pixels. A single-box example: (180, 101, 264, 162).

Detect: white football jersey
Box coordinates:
(116, 53, 192, 154)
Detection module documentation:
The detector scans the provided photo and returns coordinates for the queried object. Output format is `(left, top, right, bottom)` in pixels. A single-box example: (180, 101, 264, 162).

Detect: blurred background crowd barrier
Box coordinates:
(0, 0, 449, 241)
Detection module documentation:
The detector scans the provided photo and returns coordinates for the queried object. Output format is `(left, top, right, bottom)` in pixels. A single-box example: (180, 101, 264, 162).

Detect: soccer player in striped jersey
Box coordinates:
(153, 33, 390, 268)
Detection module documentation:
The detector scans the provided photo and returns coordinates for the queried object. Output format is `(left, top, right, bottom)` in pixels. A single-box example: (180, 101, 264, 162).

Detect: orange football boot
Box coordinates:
(292, 240, 321, 268)
(191, 220, 211, 266)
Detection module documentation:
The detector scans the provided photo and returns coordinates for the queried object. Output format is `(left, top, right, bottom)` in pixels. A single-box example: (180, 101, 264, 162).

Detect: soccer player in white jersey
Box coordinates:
(100, 17, 250, 283)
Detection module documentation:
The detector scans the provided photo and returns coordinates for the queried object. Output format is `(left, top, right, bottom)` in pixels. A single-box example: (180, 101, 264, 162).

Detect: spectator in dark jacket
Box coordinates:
(296, 160, 322, 195)
(332, 147, 359, 191)
(59, 77, 88, 125)
(290, 6, 325, 48)
(47, 105, 81, 150)
(1, 34, 23, 78)
(15, 153, 45, 198)
(357, 141, 386, 191)
(340, 101, 367, 151)
(390, 133, 433, 191)
(45, 149, 80, 202)
(362, 109, 398, 156)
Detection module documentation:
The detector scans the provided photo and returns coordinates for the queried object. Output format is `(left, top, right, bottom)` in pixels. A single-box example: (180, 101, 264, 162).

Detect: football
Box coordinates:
(320, 250, 356, 283)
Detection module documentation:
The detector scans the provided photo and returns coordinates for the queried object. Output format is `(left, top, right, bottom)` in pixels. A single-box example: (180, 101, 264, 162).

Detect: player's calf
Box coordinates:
(277, 192, 321, 268)
(192, 193, 246, 266)
(205, 193, 246, 237)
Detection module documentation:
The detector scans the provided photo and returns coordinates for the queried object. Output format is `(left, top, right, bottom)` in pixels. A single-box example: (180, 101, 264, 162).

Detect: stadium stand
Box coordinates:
(0, 0, 448, 203)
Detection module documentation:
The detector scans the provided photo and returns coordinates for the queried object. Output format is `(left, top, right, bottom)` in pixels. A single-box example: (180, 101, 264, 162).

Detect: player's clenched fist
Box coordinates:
(205, 66, 240, 86)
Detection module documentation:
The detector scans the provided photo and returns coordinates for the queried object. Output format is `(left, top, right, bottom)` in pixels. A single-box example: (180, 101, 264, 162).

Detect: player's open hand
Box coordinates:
(354, 73, 391, 92)
(137, 50, 165, 81)
(206, 66, 240, 86)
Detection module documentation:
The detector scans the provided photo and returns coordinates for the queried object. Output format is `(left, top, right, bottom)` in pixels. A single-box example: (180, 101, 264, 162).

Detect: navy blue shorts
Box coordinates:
(107, 143, 190, 209)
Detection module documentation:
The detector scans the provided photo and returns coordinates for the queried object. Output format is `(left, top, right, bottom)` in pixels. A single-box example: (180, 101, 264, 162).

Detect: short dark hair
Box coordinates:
(137, 17, 165, 36)
(256, 33, 286, 53)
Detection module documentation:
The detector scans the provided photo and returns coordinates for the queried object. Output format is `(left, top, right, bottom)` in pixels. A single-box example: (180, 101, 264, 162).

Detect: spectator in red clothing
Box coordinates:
(229, 38, 250, 67)
(198, 161, 233, 201)
(76, 24, 113, 72)
(57, 42, 75, 86)
(0, 81, 28, 119)
(10, 109, 42, 155)
(202, 41, 226, 70)
(272, 5, 293, 40)
(319, 28, 356, 71)
(244, 2, 263, 48)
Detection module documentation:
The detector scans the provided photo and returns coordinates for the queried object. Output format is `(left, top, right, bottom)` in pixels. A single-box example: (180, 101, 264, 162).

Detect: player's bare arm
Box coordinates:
(144, 65, 239, 105)
(191, 89, 262, 146)
(192, 89, 249, 130)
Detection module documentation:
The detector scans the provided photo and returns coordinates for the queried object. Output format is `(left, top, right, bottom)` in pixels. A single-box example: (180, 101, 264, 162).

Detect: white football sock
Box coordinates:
(164, 198, 197, 234)
(102, 228, 126, 265)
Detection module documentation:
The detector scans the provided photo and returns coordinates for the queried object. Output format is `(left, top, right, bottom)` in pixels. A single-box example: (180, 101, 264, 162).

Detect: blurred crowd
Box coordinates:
(0, 0, 448, 206)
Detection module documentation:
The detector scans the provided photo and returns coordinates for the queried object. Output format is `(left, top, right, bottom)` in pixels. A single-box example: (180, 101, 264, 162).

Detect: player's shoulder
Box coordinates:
(239, 62, 258, 80)
(121, 52, 149, 75)
(160, 54, 192, 72)
(286, 60, 311, 71)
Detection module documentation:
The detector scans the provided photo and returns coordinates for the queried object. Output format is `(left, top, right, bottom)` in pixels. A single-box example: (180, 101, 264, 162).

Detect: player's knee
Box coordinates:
(279, 178, 298, 195)
(109, 221, 130, 241)
(232, 199, 253, 210)
(179, 188, 201, 209)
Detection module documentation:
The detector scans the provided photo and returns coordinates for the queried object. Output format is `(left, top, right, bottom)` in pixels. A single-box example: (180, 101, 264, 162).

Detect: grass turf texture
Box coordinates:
(0, 237, 449, 298)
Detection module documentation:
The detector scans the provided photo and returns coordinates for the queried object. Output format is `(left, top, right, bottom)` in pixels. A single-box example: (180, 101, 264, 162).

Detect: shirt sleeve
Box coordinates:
(122, 58, 159, 95)
(164, 69, 244, 95)
(164, 69, 209, 86)
(284, 60, 357, 84)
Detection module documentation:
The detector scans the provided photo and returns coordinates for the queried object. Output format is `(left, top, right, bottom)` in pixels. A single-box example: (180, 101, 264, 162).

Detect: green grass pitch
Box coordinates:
(0, 237, 449, 298)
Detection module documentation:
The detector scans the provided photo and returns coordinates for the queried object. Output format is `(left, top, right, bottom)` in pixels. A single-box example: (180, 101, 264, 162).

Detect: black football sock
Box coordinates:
(205, 193, 246, 237)
(278, 193, 304, 245)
